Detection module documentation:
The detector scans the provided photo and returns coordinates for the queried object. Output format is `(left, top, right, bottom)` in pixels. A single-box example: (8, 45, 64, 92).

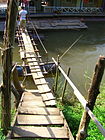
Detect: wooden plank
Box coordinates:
(24, 91, 40, 95)
(18, 107, 60, 115)
(41, 92, 55, 101)
(12, 126, 69, 139)
(26, 53, 35, 57)
(23, 96, 42, 101)
(30, 65, 40, 69)
(31, 69, 41, 73)
(27, 60, 38, 63)
(28, 63, 39, 66)
(37, 85, 51, 94)
(32, 73, 44, 79)
(27, 58, 37, 61)
(45, 100, 56, 107)
(17, 115, 63, 125)
(34, 78, 48, 85)
(21, 100, 45, 107)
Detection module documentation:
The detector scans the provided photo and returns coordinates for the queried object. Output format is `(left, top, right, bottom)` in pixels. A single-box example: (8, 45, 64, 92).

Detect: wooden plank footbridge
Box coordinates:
(1, 1, 105, 139)
(7, 28, 74, 139)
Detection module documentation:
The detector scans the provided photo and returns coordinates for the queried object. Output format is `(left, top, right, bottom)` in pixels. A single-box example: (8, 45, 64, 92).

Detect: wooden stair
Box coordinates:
(9, 90, 71, 139)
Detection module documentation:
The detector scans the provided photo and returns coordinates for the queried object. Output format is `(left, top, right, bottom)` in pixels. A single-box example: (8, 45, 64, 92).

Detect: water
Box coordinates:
(0, 21, 105, 96)
(42, 21, 105, 95)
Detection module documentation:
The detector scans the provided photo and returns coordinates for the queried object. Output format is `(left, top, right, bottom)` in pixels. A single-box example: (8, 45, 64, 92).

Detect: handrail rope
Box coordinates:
(27, 17, 48, 55)
(52, 57, 105, 137)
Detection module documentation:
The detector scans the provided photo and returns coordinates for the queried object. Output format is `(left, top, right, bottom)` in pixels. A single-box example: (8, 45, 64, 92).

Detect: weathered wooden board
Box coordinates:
(32, 73, 44, 79)
(44, 100, 56, 106)
(37, 84, 51, 94)
(24, 91, 40, 96)
(31, 69, 41, 72)
(30, 65, 40, 69)
(12, 126, 69, 139)
(29, 63, 39, 66)
(34, 78, 47, 85)
(25, 89, 39, 93)
(17, 115, 63, 125)
(27, 60, 38, 63)
(23, 96, 42, 101)
(41, 92, 55, 101)
(18, 107, 60, 115)
(21, 100, 45, 107)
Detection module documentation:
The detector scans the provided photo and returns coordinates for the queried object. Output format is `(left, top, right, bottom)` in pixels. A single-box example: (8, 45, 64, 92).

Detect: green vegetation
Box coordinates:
(57, 82, 105, 140)
(0, 129, 5, 140)
(87, 83, 105, 140)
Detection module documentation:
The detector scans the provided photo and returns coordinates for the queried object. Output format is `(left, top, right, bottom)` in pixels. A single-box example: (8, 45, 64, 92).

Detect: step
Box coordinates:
(12, 126, 69, 139)
(21, 100, 45, 107)
(18, 107, 60, 115)
(16, 115, 64, 126)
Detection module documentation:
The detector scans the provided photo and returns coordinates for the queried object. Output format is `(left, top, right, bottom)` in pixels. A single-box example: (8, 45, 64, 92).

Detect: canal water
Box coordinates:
(0, 21, 105, 97)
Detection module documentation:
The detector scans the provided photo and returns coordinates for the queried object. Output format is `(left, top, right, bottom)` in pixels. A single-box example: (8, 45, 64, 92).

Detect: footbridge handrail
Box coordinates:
(52, 57, 105, 137)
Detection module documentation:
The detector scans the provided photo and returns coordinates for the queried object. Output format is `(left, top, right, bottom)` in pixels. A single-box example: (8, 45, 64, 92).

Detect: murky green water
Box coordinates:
(0, 21, 105, 96)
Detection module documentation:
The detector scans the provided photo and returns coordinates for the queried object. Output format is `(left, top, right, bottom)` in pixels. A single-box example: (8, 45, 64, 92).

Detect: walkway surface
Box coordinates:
(7, 29, 74, 139)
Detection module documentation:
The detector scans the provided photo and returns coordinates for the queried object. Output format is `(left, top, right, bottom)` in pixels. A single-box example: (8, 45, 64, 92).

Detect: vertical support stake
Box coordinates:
(62, 67, 70, 102)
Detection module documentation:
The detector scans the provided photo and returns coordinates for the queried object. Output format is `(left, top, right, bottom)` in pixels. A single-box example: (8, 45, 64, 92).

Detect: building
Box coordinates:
(0, 0, 105, 17)
(27, 0, 105, 16)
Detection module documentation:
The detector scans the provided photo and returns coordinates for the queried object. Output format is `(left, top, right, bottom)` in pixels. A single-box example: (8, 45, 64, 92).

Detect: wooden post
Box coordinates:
(54, 55, 60, 93)
(76, 56, 105, 140)
(62, 67, 70, 102)
(1, 0, 18, 135)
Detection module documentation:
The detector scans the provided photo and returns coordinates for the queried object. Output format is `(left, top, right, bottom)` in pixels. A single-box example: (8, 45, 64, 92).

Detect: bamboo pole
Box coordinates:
(76, 56, 105, 140)
(1, 0, 18, 135)
(62, 67, 70, 102)
(54, 55, 60, 93)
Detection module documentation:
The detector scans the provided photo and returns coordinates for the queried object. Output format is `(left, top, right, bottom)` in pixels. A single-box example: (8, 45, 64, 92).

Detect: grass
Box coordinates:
(86, 83, 105, 140)
(57, 82, 105, 140)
